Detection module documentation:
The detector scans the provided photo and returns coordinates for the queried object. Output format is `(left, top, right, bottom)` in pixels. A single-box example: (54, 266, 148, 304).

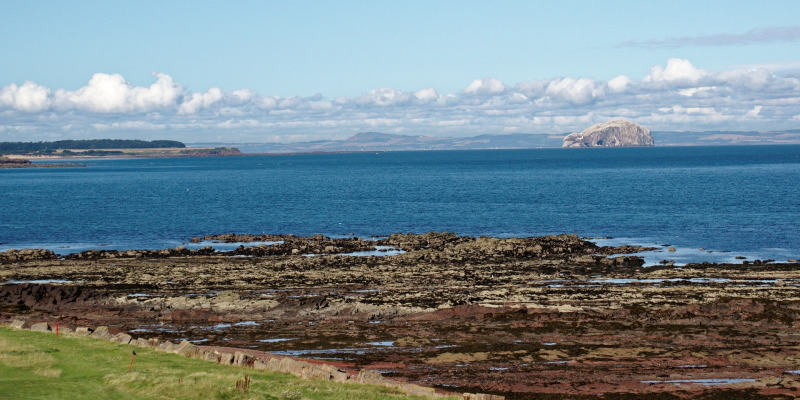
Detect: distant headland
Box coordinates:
(0, 139, 241, 166)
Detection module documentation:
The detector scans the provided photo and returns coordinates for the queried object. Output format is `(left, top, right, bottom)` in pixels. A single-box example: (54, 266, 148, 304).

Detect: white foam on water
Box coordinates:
(367, 341, 395, 346)
(641, 378, 755, 386)
(184, 241, 284, 252)
(591, 238, 764, 266)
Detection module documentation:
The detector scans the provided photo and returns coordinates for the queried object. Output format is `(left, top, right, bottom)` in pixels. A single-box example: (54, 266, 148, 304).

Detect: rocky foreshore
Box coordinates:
(2, 232, 800, 399)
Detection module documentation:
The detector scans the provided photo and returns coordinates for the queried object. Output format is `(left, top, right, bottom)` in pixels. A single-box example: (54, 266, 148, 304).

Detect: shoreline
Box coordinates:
(3, 232, 800, 397)
(1, 232, 795, 266)
(2, 153, 244, 162)
(10, 142, 800, 161)
(0, 145, 242, 162)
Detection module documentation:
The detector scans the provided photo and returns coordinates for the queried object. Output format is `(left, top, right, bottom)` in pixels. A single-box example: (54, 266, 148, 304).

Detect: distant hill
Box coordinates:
(0, 139, 186, 155)
(651, 129, 800, 146)
(200, 132, 566, 154)
(195, 128, 800, 154)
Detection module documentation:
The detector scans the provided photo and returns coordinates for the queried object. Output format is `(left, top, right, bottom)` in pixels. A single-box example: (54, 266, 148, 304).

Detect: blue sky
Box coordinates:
(2, 1, 800, 142)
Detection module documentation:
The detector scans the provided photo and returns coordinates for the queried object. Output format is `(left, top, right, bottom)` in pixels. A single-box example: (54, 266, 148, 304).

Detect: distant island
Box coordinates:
(562, 120, 654, 148)
(0, 139, 241, 164)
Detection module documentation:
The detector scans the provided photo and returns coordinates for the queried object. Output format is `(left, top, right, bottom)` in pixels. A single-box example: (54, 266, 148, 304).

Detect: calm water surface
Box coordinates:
(1, 145, 798, 263)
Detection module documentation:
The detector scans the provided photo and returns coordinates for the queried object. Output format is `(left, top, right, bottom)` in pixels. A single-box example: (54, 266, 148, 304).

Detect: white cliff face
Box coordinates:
(562, 120, 654, 148)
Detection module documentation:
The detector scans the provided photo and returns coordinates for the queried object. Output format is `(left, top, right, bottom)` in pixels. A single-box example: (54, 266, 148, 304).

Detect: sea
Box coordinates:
(1, 145, 799, 265)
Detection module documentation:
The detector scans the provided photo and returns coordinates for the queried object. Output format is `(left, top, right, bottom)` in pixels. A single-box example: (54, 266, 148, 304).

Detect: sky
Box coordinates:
(2, 0, 800, 143)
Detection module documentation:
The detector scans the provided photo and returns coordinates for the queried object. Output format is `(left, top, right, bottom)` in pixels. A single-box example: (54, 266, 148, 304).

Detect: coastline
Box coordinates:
(5, 141, 800, 161)
(0, 146, 242, 162)
(3, 232, 800, 398)
(1, 232, 794, 266)
(1, 150, 383, 161)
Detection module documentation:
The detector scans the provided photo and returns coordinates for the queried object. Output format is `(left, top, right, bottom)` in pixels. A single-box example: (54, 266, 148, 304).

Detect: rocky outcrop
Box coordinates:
(0, 157, 86, 169)
(0, 284, 109, 310)
(63, 246, 215, 260)
(0, 248, 58, 263)
(562, 120, 653, 148)
(7, 241, 800, 398)
(193, 233, 378, 257)
(0, 156, 31, 164)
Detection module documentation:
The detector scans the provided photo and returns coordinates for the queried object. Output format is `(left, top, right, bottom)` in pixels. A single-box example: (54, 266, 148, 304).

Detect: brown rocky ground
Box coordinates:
(2, 232, 800, 399)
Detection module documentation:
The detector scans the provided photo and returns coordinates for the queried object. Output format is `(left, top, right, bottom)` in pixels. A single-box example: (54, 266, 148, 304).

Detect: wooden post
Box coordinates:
(128, 351, 136, 372)
(55, 323, 59, 337)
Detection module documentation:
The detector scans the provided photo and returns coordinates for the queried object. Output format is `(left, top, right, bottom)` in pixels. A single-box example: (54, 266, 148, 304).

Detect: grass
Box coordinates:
(0, 326, 455, 400)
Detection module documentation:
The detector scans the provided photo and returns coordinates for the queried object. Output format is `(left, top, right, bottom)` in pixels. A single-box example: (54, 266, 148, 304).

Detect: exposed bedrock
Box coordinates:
(562, 120, 654, 148)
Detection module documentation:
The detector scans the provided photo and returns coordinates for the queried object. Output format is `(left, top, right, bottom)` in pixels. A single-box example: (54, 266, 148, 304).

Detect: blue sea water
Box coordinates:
(1, 145, 799, 263)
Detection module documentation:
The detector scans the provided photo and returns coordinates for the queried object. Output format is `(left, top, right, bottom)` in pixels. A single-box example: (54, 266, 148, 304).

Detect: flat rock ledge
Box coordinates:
(6, 319, 503, 400)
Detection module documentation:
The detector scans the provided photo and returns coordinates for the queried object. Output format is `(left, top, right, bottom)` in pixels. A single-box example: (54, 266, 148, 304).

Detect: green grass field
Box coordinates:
(0, 326, 453, 400)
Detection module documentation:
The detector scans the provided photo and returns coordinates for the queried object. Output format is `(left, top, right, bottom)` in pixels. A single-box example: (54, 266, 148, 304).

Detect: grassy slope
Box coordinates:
(0, 327, 451, 400)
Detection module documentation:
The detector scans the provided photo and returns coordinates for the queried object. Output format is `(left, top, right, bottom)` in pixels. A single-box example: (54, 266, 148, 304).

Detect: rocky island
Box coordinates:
(563, 120, 654, 148)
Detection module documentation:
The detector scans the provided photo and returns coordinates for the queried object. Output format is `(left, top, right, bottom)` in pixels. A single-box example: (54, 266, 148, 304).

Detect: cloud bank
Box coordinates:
(1, 58, 800, 142)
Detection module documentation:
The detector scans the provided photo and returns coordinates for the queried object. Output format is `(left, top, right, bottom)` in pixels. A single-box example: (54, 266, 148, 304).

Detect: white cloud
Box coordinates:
(2, 58, 800, 142)
(644, 58, 707, 87)
(258, 96, 279, 109)
(52, 73, 183, 113)
(746, 105, 763, 118)
(463, 77, 506, 95)
(92, 121, 167, 130)
(544, 77, 603, 105)
(413, 88, 439, 103)
(178, 87, 223, 114)
(607, 75, 633, 93)
(514, 79, 547, 97)
(278, 96, 303, 109)
(0, 81, 51, 112)
(356, 87, 411, 106)
(308, 100, 333, 111)
(678, 86, 716, 97)
(229, 89, 256, 104)
(668, 105, 717, 115)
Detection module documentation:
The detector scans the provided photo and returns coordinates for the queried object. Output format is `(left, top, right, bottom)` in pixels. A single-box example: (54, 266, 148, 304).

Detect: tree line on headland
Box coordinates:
(0, 139, 185, 155)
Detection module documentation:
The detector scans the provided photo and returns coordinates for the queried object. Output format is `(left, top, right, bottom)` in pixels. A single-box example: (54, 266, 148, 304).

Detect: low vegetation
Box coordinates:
(0, 140, 185, 155)
(0, 326, 445, 400)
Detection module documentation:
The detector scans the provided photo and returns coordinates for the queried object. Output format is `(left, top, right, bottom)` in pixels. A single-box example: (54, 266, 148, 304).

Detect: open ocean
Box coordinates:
(1, 145, 799, 265)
